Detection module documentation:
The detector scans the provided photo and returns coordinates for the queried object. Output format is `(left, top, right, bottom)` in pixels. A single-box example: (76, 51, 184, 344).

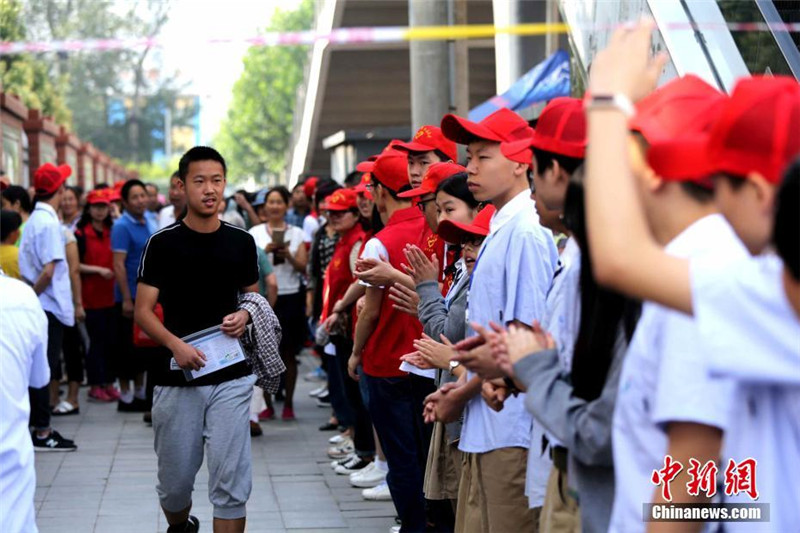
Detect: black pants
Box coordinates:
(62, 325, 85, 384)
(29, 312, 64, 430)
(115, 303, 147, 380)
(364, 373, 436, 532)
(85, 307, 116, 385)
(332, 335, 375, 457)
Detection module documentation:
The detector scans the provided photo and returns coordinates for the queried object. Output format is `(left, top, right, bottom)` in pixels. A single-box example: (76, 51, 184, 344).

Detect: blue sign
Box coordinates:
(469, 49, 571, 122)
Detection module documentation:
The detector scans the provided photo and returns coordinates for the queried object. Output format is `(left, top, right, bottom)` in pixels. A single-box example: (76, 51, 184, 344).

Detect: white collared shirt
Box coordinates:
(0, 276, 50, 533)
(691, 253, 800, 533)
(610, 214, 749, 533)
(18, 202, 74, 326)
(460, 189, 559, 459)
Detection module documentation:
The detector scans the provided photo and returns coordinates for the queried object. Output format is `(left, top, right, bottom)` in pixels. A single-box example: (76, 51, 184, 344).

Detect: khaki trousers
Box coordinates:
(539, 465, 581, 533)
(455, 447, 540, 533)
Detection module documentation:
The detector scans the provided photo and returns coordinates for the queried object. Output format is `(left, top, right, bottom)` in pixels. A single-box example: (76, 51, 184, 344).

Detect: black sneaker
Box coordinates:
(334, 456, 371, 475)
(316, 394, 331, 407)
(32, 430, 77, 452)
(118, 398, 149, 413)
(167, 515, 200, 532)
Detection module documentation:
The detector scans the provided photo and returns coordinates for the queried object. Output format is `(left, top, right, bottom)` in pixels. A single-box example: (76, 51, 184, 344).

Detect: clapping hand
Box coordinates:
(388, 283, 419, 316)
(402, 245, 438, 285)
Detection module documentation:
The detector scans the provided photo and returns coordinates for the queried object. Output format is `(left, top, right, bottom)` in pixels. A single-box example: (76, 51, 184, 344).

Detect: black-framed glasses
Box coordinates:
(416, 198, 436, 212)
(460, 234, 485, 247)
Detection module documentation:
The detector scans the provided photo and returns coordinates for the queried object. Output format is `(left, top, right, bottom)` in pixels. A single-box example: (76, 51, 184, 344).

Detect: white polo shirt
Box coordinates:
(609, 214, 749, 533)
(691, 253, 800, 533)
(0, 276, 50, 533)
(18, 202, 74, 327)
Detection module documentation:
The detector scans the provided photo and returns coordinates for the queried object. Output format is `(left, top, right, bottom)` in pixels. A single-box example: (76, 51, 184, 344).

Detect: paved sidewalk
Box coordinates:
(34, 355, 396, 533)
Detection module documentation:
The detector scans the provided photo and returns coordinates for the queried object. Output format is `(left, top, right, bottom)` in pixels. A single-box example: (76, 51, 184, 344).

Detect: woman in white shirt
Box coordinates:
(248, 186, 308, 420)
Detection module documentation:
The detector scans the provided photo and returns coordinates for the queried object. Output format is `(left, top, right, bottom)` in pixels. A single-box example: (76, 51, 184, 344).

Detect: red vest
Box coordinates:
(77, 224, 115, 309)
(362, 207, 435, 378)
(321, 224, 365, 322)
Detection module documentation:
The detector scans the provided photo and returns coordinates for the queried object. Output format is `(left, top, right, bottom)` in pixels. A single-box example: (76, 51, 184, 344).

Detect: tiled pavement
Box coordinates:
(34, 355, 396, 533)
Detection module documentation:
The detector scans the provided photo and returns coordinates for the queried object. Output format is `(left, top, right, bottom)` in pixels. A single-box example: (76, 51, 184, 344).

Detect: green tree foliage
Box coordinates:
(0, 0, 72, 124)
(216, 0, 314, 182)
(22, 0, 195, 163)
(717, 0, 793, 77)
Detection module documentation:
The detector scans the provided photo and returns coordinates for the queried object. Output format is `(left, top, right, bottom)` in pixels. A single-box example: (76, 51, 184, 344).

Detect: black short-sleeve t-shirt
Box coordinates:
(138, 220, 259, 387)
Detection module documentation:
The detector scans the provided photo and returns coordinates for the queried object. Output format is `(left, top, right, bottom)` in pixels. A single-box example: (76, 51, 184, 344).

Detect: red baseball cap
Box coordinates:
(441, 108, 533, 145)
(322, 188, 358, 211)
(646, 133, 715, 186)
(355, 140, 405, 173)
(516, 97, 587, 161)
(398, 162, 467, 199)
(86, 189, 111, 205)
(33, 163, 71, 196)
(371, 149, 411, 193)
(113, 180, 125, 190)
(436, 204, 496, 244)
(356, 158, 376, 173)
(704, 76, 800, 185)
(354, 173, 373, 199)
(303, 176, 319, 198)
(630, 75, 727, 145)
(394, 125, 458, 162)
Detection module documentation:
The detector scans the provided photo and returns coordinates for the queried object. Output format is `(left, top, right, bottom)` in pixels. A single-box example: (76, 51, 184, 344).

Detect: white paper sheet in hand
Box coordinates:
(169, 325, 246, 381)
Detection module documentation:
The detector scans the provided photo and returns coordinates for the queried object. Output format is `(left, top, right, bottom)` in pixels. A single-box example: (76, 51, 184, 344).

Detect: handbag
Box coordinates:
(133, 303, 164, 348)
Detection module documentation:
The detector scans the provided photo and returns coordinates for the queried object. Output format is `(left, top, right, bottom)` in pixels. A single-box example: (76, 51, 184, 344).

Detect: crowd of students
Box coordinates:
(1, 21, 798, 533)
(239, 22, 798, 533)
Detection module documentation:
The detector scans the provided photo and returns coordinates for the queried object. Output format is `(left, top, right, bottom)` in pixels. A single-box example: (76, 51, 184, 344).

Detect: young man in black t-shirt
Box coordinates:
(135, 146, 259, 533)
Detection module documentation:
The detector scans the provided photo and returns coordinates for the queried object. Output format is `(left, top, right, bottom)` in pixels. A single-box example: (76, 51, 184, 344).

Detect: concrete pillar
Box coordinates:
(493, 0, 548, 94)
(409, 0, 451, 130)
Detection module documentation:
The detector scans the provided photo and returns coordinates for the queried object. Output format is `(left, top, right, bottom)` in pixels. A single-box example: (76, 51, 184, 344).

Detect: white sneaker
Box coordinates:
(351, 462, 387, 488)
(362, 481, 392, 501)
(327, 437, 354, 459)
(330, 452, 356, 469)
(328, 433, 348, 445)
(308, 384, 327, 397)
(390, 527, 400, 533)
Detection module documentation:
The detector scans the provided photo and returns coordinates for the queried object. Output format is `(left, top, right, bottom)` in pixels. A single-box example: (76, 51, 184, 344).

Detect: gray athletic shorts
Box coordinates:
(153, 374, 256, 519)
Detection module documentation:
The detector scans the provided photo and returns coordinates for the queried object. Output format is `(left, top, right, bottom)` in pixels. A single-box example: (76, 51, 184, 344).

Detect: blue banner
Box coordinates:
(469, 49, 571, 121)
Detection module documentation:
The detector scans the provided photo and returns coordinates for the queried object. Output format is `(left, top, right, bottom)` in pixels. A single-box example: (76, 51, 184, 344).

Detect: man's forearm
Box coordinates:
(32, 271, 53, 295)
(454, 375, 483, 403)
(339, 282, 366, 310)
(114, 263, 132, 301)
(391, 270, 416, 291)
(135, 306, 180, 351)
(352, 306, 379, 356)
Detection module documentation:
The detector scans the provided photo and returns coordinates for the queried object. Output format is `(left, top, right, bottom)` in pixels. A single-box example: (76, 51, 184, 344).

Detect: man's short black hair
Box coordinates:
(66, 185, 84, 201)
(145, 182, 159, 192)
(532, 148, 584, 177)
(1, 209, 22, 241)
(344, 171, 362, 188)
(679, 181, 714, 204)
(774, 157, 799, 281)
(121, 179, 146, 202)
(2, 185, 32, 214)
(178, 146, 227, 181)
(94, 183, 109, 190)
(315, 179, 341, 207)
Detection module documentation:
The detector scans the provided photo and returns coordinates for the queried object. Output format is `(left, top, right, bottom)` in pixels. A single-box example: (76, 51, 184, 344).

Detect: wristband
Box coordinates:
(585, 93, 635, 118)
